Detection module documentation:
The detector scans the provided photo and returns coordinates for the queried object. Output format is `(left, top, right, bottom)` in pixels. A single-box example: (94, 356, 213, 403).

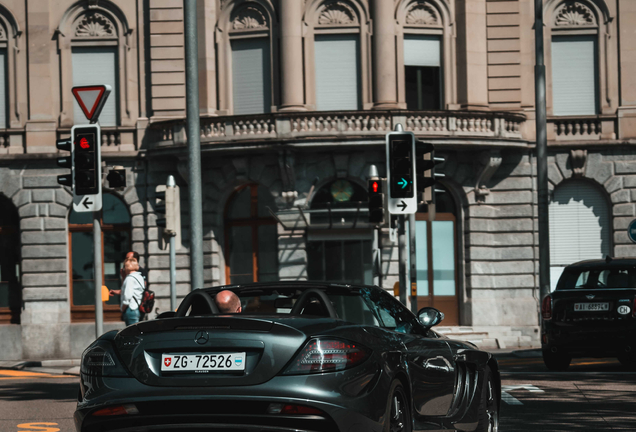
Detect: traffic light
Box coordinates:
(416, 140, 445, 203)
(72, 124, 101, 195)
(107, 166, 127, 190)
(368, 177, 385, 225)
(155, 179, 181, 250)
(386, 130, 417, 214)
(56, 138, 73, 187)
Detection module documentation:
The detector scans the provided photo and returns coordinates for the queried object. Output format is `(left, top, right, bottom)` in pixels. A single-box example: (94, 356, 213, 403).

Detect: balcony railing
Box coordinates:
(0, 129, 25, 154)
(150, 110, 527, 148)
(548, 115, 618, 142)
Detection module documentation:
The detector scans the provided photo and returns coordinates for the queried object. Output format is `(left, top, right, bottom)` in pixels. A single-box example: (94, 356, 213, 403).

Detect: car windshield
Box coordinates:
(556, 267, 636, 290)
(219, 287, 419, 333)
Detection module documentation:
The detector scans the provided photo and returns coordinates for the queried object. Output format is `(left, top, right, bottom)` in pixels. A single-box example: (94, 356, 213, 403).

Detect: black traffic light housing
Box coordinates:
(56, 138, 73, 187)
(368, 178, 385, 225)
(416, 140, 445, 203)
(155, 190, 167, 229)
(107, 167, 127, 189)
(72, 125, 100, 195)
(388, 134, 416, 199)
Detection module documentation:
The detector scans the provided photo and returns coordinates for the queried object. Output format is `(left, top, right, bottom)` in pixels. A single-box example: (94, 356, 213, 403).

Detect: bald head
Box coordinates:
(215, 290, 242, 314)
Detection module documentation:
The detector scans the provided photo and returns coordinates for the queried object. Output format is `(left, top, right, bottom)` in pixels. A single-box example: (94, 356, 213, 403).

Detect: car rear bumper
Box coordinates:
(542, 323, 636, 357)
(75, 369, 388, 432)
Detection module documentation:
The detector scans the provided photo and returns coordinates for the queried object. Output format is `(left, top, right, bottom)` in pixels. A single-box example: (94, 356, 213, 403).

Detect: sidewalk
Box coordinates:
(0, 347, 542, 377)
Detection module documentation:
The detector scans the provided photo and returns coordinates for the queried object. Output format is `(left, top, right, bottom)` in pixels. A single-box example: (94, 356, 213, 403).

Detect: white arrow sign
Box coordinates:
(501, 384, 544, 405)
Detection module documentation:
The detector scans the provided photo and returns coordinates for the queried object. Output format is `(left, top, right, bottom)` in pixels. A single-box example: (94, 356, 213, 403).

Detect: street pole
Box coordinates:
(397, 215, 408, 306)
(535, 0, 551, 302)
(408, 212, 418, 314)
(184, 0, 204, 290)
(167, 175, 178, 311)
(93, 212, 103, 338)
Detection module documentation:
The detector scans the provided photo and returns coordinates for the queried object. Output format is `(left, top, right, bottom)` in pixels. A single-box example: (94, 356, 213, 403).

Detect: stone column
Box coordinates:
(198, 0, 217, 115)
(456, 0, 489, 110)
(279, 0, 305, 111)
(372, 0, 399, 109)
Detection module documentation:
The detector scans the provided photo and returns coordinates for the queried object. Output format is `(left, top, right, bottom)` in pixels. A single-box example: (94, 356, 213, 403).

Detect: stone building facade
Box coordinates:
(0, 0, 635, 360)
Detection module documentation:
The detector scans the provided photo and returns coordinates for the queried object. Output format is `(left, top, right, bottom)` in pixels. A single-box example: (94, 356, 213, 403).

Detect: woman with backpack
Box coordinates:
(118, 258, 145, 326)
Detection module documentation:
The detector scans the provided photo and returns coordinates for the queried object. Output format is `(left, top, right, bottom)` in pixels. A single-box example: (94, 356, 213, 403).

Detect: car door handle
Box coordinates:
(423, 356, 453, 373)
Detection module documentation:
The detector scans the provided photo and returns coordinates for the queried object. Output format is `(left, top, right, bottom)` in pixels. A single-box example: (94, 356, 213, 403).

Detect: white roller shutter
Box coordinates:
(551, 36, 598, 116)
(0, 50, 6, 129)
(404, 35, 441, 67)
(231, 38, 271, 115)
(315, 34, 360, 111)
(72, 47, 118, 127)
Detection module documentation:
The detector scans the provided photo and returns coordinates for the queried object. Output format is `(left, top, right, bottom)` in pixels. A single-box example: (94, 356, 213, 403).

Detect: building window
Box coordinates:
(0, 195, 20, 324)
(551, 35, 598, 116)
(307, 240, 373, 285)
(69, 194, 131, 322)
(549, 180, 610, 290)
(404, 35, 442, 110)
(0, 46, 6, 129)
(314, 34, 361, 111)
(231, 37, 272, 115)
(72, 46, 119, 126)
(225, 184, 278, 284)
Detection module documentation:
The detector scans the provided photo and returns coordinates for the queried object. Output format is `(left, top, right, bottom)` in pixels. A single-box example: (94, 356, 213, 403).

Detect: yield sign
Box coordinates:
(72, 85, 112, 122)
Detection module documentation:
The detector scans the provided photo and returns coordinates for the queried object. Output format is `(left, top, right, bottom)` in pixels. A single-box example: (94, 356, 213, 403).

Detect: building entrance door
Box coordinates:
(414, 205, 459, 325)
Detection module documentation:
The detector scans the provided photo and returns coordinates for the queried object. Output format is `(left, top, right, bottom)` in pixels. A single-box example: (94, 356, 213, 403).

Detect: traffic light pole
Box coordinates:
(408, 212, 418, 314)
(93, 212, 103, 338)
(397, 215, 408, 307)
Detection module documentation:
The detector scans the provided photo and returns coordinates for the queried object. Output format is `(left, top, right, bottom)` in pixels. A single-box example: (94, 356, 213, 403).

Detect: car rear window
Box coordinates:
(557, 267, 636, 290)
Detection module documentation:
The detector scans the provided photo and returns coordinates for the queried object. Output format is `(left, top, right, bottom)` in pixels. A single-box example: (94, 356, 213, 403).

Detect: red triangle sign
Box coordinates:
(72, 85, 111, 122)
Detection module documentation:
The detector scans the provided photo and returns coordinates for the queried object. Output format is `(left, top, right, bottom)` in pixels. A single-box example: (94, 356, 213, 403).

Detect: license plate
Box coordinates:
(573, 302, 609, 312)
(161, 353, 246, 372)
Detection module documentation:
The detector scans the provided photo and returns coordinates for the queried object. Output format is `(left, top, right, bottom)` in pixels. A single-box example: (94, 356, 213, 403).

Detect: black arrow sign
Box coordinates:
(82, 196, 94, 209)
(398, 200, 408, 211)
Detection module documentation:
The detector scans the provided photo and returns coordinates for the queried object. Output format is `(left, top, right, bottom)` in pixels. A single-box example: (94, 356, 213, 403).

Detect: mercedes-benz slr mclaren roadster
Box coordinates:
(74, 282, 500, 432)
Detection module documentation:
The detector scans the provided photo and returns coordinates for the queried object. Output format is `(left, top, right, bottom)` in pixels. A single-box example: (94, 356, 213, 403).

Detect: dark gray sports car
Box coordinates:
(74, 282, 500, 432)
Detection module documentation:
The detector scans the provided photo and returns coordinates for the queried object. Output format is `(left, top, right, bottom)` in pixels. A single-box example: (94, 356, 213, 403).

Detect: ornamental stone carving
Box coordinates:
(317, 1, 358, 26)
(74, 12, 116, 37)
(555, 1, 596, 27)
(0, 26, 6, 41)
(405, 1, 439, 26)
(232, 5, 268, 30)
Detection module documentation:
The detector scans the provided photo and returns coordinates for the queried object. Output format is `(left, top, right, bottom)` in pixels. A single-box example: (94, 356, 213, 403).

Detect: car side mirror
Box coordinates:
(417, 307, 444, 328)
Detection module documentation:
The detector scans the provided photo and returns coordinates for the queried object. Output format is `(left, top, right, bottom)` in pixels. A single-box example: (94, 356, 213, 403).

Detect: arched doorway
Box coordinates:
(0, 195, 20, 324)
(69, 193, 131, 322)
(414, 186, 459, 325)
(224, 183, 278, 284)
(549, 179, 610, 290)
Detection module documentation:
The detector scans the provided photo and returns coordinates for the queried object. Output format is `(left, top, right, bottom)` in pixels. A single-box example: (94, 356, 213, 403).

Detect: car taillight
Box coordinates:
(283, 338, 370, 375)
(92, 404, 139, 416)
(267, 403, 323, 415)
(542, 295, 552, 320)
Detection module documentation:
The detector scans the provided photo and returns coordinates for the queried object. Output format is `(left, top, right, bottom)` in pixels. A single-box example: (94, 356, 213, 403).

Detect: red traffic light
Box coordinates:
(80, 137, 90, 149)
(372, 181, 378, 193)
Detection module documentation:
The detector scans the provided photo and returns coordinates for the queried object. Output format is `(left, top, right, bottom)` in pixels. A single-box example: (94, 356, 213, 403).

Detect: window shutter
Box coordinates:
(72, 47, 118, 127)
(231, 38, 271, 115)
(551, 36, 598, 116)
(0, 50, 6, 129)
(549, 180, 610, 267)
(314, 34, 360, 111)
(404, 35, 441, 67)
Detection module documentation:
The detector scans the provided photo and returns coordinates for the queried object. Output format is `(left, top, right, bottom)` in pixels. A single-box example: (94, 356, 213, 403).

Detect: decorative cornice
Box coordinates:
(0, 26, 6, 41)
(74, 12, 116, 37)
(232, 5, 268, 30)
(317, 1, 358, 26)
(474, 149, 502, 198)
(405, 1, 439, 26)
(555, 1, 596, 27)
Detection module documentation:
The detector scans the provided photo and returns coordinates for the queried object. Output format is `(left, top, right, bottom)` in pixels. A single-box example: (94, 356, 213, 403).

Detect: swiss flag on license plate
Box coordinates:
(164, 357, 172, 367)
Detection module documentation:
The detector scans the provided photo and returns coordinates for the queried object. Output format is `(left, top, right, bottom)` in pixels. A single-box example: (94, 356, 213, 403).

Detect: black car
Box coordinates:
(541, 258, 636, 370)
(74, 282, 500, 432)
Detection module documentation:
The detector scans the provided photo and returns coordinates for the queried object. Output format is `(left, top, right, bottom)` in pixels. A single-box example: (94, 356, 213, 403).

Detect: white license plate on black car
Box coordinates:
(574, 302, 609, 312)
(161, 353, 246, 372)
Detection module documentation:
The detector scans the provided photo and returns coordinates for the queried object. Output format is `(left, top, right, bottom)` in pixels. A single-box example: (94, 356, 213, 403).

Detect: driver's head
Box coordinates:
(215, 290, 242, 314)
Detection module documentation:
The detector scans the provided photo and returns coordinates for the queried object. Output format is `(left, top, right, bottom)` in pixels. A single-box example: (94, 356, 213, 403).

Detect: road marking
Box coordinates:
(17, 423, 60, 432)
(501, 384, 544, 405)
(0, 370, 75, 379)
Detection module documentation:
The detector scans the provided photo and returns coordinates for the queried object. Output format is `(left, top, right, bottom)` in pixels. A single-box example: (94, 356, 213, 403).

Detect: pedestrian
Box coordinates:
(109, 251, 147, 298)
(118, 258, 145, 326)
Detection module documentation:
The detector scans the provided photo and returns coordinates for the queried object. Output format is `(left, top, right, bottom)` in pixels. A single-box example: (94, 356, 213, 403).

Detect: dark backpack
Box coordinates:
(131, 273, 155, 316)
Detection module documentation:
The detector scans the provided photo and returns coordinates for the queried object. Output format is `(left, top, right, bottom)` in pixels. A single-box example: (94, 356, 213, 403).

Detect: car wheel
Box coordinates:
(475, 367, 499, 432)
(542, 349, 571, 371)
(384, 380, 412, 432)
